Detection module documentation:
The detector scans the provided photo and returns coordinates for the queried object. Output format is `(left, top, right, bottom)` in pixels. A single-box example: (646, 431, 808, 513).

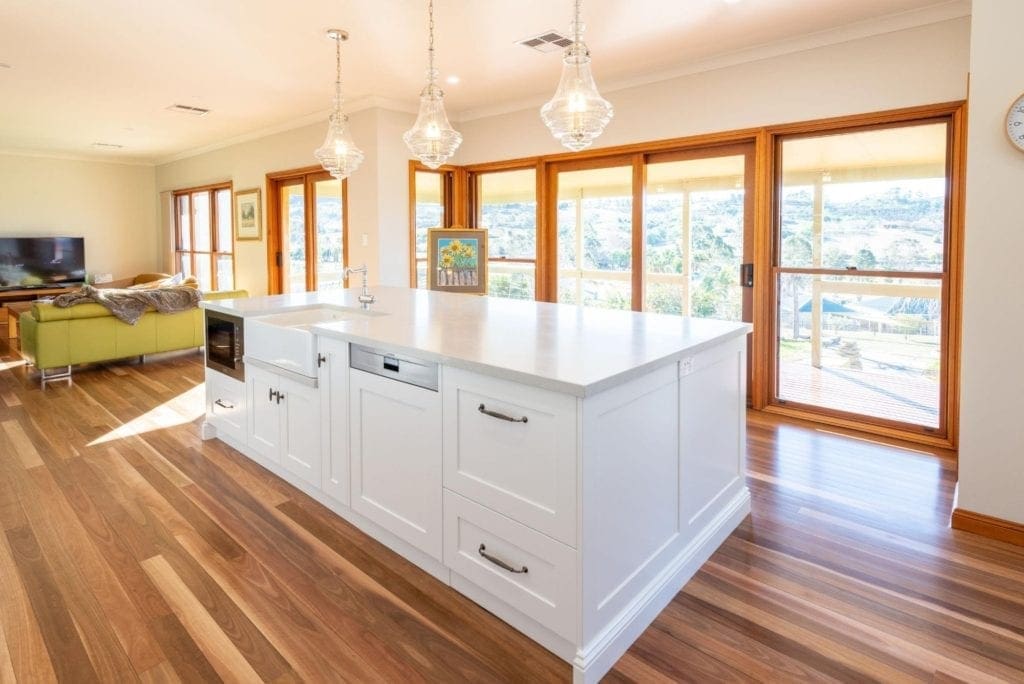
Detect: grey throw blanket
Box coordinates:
(53, 284, 202, 325)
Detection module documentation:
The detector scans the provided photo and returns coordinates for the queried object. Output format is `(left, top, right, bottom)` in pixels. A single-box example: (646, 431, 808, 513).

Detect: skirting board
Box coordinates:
(207, 424, 452, 583)
(952, 507, 1024, 547)
(572, 487, 752, 684)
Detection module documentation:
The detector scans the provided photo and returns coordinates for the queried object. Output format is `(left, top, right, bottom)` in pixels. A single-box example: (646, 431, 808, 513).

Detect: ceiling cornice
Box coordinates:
(0, 147, 158, 167)
(455, 0, 972, 122)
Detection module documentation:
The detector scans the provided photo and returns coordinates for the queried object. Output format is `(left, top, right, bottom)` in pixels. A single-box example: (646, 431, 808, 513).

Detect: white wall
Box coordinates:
(453, 18, 970, 163)
(0, 154, 158, 279)
(155, 108, 415, 296)
(957, 1, 1024, 525)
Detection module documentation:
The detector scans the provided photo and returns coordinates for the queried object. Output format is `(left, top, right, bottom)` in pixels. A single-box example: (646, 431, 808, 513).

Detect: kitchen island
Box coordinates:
(201, 286, 751, 683)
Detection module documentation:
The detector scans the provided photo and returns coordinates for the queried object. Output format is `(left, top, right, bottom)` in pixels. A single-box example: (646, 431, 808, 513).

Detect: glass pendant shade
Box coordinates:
(404, 0, 462, 168)
(315, 111, 364, 179)
(541, 1, 613, 152)
(315, 30, 364, 179)
(404, 81, 462, 169)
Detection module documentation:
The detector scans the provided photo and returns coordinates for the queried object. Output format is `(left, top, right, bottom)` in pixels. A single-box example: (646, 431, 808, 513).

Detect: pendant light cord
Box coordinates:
(572, 0, 583, 43)
(334, 33, 343, 113)
(427, 0, 437, 85)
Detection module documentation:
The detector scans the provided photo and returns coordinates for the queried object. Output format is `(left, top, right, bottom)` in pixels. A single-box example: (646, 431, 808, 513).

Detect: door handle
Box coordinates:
(214, 399, 234, 409)
(478, 404, 528, 424)
(478, 544, 528, 574)
(317, 353, 327, 367)
(740, 263, 754, 288)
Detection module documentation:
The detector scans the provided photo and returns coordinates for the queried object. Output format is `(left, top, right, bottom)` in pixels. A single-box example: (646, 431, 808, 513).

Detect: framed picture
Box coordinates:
(234, 188, 262, 241)
(428, 228, 488, 294)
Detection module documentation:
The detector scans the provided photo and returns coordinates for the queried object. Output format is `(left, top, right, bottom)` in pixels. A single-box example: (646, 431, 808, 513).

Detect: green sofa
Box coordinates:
(19, 286, 247, 382)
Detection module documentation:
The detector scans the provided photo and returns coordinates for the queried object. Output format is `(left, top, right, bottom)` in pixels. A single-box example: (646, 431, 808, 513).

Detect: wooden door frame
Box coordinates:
(407, 161, 469, 286)
(266, 166, 348, 295)
(757, 101, 967, 448)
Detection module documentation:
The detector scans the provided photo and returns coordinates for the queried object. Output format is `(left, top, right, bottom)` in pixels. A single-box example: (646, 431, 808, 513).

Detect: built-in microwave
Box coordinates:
(205, 310, 244, 381)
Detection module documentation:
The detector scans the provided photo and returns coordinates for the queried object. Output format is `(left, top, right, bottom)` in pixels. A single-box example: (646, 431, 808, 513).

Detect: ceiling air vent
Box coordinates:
(166, 104, 211, 116)
(517, 30, 573, 53)
(92, 142, 124, 150)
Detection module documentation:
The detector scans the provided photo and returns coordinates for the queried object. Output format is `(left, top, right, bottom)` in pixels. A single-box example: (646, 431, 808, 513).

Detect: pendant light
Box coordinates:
(314, 29, 364, 179)
(403, 0, 462, 169)
(540, 0, 613, 151)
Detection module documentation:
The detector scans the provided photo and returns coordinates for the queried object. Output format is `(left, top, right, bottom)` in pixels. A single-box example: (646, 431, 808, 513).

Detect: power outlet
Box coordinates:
(91, 273, 113, 284)
(361, 233, 369, 247)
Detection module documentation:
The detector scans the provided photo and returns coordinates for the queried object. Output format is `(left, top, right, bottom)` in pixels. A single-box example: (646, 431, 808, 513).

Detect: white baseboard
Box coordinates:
(572, 487, 751, 684)
(215, 432, 451, 583)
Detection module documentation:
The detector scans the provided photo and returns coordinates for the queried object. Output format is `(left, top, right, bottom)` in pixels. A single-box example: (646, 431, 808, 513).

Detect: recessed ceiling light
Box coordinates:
(446, 75, 460, 85)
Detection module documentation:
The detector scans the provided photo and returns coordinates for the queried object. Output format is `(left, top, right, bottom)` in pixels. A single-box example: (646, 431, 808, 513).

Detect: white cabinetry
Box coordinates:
(442, 367, 578, 546)
(318, 338, 350, 505)
(205, 369, 246, 445)
(349, 368, 443, 561)
(246, 364, 322, 488)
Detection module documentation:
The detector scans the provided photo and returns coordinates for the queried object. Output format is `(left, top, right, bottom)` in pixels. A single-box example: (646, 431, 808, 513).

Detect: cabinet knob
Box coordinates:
(317, 353, 327, 368)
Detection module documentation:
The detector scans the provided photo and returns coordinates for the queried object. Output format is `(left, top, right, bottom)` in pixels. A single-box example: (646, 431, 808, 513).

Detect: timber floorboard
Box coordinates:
(0, 330, 1022, 682)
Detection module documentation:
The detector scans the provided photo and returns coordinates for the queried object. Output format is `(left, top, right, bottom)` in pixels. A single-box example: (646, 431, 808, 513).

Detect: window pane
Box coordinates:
(777, 273, 941, 427)
(779, 123, 948, 272)
(314, 178, 344, 290)
(177, 252, 192, 278)
(644, 155, 745, 320)
(488, 261, 535, 300)
(176, 195, 191, 251)
(216, 255, 234, 290)
(194, 254, 212, 291)
(416, 260, 427, 289)
(216, 188, 232, 253)
(479, 169, 536, 260)
(281, 183, 306, 293)
(557, 166, 633, 309)
(415, 171, 444, 282)
(193, 192, 211, 253)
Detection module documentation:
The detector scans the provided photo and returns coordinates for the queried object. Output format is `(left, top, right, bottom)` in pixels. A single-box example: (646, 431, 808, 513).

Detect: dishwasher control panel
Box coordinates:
(349, 344, 439, 392)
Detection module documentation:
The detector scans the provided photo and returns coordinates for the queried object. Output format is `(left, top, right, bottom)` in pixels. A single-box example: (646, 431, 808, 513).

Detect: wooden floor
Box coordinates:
(0, 335, 1023, 682)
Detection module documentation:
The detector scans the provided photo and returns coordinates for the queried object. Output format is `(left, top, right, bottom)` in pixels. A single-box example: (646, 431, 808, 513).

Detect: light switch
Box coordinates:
(361, 233, 369, 247)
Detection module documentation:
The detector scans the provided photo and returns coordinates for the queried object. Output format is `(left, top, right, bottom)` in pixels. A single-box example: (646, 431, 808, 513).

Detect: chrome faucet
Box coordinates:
(344, 264, 376, 308)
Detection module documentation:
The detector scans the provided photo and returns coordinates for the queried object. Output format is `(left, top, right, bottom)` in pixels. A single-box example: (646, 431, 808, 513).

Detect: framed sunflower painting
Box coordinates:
(427, 228, 488, 294)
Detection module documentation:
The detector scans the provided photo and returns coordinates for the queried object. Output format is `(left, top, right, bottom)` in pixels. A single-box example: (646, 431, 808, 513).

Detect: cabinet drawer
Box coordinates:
(206, 369, 246, 445)
(444, 491, 577, 641)
(442, 367, 577, 546)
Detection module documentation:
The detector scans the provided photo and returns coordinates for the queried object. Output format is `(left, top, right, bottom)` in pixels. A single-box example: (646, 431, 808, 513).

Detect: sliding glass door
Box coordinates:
(268, 169, 346, 294)
(772, 120, 951, 433)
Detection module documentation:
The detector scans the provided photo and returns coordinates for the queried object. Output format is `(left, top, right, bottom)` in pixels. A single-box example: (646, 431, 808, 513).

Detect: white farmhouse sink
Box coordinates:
(246, 306, 385, 378)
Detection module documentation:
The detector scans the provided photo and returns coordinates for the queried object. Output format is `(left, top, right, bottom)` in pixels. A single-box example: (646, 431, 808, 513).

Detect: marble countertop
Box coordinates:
(202, 287, 751, 397)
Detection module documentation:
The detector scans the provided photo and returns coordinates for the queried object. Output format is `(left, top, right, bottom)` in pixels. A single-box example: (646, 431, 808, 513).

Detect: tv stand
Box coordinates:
(0, 286, 73, 303)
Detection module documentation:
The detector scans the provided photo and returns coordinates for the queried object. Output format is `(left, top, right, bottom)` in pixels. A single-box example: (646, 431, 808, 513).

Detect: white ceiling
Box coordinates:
(0, 0, 966, 164)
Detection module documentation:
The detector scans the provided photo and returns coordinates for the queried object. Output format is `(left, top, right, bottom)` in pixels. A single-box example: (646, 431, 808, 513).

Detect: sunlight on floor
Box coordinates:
(88, 384, 205, 446)
(0, 359, 26, 371)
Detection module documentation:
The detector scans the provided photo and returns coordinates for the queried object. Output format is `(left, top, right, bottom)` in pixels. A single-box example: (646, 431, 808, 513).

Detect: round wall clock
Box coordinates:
(1007, 92, 1024, 152)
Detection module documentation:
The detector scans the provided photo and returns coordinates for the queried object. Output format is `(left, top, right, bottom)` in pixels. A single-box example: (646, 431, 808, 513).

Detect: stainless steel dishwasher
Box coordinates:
(349, 344, 439, 391)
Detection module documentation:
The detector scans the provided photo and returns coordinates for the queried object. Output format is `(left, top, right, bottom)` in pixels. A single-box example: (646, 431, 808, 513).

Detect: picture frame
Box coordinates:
(427, 228, 488, 294)
(234, 188, 262, 241)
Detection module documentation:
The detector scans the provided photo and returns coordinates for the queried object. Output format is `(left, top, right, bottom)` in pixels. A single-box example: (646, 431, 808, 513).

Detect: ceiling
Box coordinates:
(0, 0, 965, 164)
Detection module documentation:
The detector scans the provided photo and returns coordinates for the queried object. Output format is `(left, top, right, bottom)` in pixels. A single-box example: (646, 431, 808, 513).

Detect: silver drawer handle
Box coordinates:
(477, 403, 528, 424)
(478, 544, 528, 574)
(214, 399, 234, 409)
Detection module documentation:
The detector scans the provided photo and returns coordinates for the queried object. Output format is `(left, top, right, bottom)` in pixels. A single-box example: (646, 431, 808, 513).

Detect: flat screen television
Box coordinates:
(0, 237, 86, 287)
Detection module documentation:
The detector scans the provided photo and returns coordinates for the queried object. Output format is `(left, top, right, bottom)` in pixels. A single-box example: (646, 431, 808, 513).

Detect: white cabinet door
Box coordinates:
(319, 338, 350, 505)
(247, 365, 281, 463)
(350, 368, 442, 560)
(279, 376, 322, 489)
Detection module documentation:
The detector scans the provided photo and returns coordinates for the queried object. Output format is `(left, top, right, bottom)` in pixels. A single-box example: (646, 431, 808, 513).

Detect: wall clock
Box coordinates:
(1008, 92, 1024, 152)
